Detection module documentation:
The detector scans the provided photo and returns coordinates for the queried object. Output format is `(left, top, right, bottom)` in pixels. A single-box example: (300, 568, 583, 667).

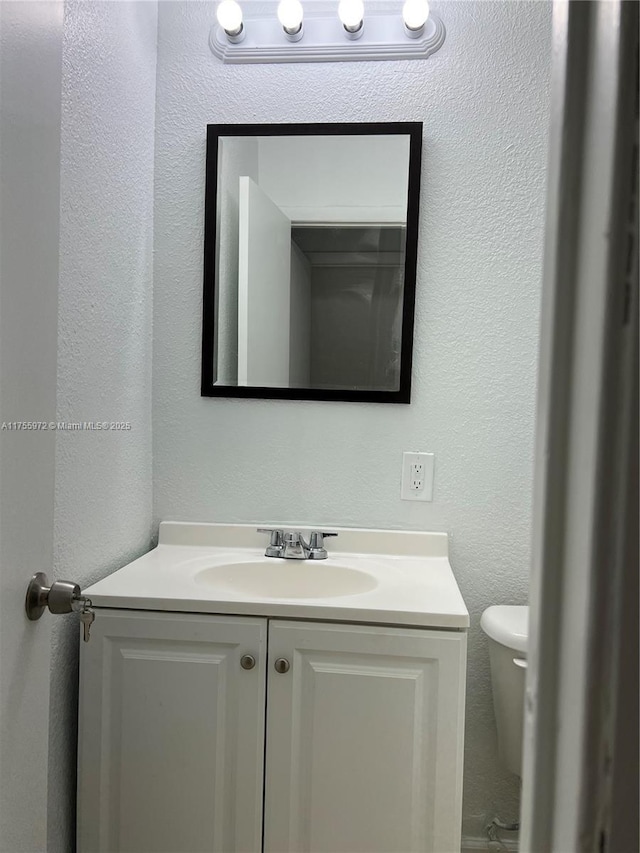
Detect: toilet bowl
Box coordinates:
(481, 605, 529, 777)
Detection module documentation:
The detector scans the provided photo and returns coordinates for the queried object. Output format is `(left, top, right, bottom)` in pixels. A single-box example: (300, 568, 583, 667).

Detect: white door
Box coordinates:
(263, 621, 467, 853)
(77, 610, 267, 853)
(0, 2, 63, 849)
(520, 3, 639, 851)
(238, 176, 291, 387)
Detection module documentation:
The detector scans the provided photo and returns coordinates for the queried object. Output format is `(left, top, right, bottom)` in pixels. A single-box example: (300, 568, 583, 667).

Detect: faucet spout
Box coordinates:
(281, 532, 309, 560)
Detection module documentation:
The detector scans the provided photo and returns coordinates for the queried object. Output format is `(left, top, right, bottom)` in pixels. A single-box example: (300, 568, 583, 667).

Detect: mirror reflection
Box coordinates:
(203, 124, 421, 402)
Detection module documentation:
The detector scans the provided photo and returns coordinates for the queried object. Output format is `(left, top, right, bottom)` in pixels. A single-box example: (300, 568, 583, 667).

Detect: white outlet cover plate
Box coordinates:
(401, 452, 435, 502)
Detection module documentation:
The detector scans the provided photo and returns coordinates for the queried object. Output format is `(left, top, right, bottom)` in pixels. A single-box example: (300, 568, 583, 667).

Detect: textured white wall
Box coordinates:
(49, 3, 157, 849)
(153, 0, 551, 839)
(0, 3, 63, 848)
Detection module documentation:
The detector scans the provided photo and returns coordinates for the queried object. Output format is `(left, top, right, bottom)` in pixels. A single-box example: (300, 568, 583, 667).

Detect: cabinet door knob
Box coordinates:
(240, 654, 256, 670)
(274, 657, 290, 674)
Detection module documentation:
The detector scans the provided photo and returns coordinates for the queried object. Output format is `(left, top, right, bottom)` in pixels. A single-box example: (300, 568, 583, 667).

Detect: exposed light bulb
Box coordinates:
(216, 0, 244, 39)
(402, 0, 429, 35)
(278, 0, 304, 36)
(338, 0, 364, 37)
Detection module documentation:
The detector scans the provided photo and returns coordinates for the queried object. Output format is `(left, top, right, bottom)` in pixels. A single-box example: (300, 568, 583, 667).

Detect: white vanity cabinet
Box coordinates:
(78, 609, 466, 853)
(77, 611, 268, 853)
(263, 621, 466, 853)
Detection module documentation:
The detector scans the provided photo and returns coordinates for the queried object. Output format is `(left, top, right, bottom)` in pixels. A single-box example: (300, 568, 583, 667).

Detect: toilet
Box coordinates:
(481, 605, 529, 777)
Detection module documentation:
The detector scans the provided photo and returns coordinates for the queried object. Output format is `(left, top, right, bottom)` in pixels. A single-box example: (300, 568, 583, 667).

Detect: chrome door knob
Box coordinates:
(240, 654, 256, 670)
(274, 657, 290, 674)
(25, 572, 87, 620)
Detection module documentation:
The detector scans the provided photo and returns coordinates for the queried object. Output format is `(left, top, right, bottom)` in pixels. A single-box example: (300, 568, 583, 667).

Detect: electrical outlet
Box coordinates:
(410, 459, 425, 491)
(401, 452, 434, 501)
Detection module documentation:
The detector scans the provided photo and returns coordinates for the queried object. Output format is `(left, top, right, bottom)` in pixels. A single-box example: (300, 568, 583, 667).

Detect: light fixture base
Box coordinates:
(224, 23, 245, 44)
(283, 24, 303, 42)
(210, 12, 445, 64)
(403, 23, 425, 39)
(343, 22, 364, 41)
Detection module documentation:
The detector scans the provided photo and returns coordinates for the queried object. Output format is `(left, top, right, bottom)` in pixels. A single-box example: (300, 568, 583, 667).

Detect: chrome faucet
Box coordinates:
(257, 528, 337, 560)
(282, 532, 308, 560)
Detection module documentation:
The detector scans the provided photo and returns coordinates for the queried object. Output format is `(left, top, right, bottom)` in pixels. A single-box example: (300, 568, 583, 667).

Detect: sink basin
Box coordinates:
(82, 522, 470, 628)
(193, 560, 378, 599)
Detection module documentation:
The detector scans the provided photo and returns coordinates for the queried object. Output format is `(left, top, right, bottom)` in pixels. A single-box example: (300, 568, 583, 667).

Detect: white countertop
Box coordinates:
(84, 522, 470, 629)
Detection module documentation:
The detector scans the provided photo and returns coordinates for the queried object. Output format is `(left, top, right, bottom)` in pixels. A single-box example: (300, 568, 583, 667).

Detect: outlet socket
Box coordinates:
(401, 452, 435, 501)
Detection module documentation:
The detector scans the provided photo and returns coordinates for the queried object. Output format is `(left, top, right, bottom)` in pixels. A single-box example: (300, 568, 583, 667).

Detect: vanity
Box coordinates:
(77, 523, 469, 853)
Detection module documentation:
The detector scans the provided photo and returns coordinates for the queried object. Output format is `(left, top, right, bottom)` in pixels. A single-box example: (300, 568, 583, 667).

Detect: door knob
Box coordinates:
(240, 654, 256, 670)
(274, 657, 290, 674)
(25, 572, 89, 621)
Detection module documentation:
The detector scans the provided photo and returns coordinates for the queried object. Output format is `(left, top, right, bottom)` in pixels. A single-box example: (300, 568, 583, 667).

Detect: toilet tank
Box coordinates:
(481, 605, 528, 777)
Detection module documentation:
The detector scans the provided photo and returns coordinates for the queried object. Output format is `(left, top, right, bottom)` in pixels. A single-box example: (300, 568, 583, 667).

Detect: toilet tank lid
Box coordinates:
(481, 605, 529, 654)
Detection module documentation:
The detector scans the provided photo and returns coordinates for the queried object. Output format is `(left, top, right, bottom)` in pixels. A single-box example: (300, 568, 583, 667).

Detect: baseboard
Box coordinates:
(461, 836, 519, 852)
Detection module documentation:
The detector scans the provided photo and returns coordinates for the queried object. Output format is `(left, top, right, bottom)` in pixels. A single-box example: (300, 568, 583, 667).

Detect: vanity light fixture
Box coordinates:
(338, 0, 365, 40)
(277, 0, 304, 42)
(402, 0, 429, 37)
(209, 1, 446, 64)
(216, 0, 245, 43)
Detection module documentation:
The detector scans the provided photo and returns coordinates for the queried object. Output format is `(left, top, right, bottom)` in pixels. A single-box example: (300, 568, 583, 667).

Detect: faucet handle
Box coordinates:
(257, 527, 283, 540)
(309, 531, 337, 546)
(257, 528, 284, 557)
(308, 531, 338, 559)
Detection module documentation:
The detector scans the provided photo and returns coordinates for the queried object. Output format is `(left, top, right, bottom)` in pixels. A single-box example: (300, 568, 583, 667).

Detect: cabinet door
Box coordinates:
(77, 610, 267, 853)
(264, 621, 467, 853)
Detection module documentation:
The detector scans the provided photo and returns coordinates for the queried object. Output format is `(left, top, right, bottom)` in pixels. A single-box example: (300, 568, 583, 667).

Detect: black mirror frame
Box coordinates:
(201, 121, 422, 404)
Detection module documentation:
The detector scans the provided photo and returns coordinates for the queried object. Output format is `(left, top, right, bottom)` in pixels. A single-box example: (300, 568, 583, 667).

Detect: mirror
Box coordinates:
(202, 122, 422, 403)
